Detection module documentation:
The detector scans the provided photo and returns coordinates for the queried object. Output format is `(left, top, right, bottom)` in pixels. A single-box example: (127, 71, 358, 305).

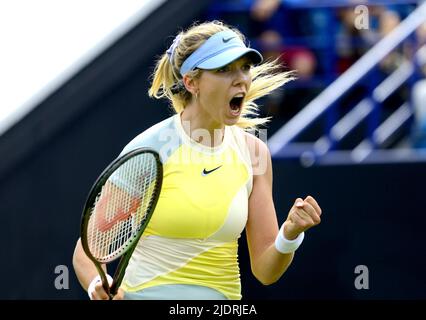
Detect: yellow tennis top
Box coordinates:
(120, 114, 252, 300)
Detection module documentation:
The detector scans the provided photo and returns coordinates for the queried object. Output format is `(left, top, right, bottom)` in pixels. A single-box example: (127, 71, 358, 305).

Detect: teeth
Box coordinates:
(234, 93, 244, 98)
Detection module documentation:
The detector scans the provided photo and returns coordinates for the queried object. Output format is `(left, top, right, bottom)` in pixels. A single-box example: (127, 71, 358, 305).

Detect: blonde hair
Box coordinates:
(148, 20, 294, 129)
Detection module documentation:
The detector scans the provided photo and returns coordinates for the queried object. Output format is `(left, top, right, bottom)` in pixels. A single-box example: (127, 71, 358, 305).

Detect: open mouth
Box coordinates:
(229, 95, 244, 116)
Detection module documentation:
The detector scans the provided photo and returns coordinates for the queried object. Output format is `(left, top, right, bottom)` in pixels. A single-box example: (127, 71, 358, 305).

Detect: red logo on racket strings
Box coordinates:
(95, 191, 141, 232)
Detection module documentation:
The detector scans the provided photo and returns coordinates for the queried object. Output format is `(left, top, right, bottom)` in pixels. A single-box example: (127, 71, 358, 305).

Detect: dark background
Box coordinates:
(1, 0, 425, 299)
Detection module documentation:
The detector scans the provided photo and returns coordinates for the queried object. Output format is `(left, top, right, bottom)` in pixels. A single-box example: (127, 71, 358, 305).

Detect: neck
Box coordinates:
(180, 103, 225, 148)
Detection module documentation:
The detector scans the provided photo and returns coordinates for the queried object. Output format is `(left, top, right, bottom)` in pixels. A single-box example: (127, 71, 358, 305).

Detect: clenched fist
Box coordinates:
(283, 196, 322, 240)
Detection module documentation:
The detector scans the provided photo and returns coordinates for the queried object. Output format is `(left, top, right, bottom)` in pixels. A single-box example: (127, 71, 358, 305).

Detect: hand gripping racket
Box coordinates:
(80, 148, 163, 299)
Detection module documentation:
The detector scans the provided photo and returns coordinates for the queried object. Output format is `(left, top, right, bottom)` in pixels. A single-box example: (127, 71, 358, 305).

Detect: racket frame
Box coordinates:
(80, 147, 163, 298)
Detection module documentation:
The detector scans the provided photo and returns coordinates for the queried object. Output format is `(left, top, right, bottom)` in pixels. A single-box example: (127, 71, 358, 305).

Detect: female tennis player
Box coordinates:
(73, 20, 322, 300)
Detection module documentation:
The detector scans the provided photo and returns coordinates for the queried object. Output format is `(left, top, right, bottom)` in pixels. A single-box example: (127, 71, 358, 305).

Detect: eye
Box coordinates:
(242, 63, 252, 72)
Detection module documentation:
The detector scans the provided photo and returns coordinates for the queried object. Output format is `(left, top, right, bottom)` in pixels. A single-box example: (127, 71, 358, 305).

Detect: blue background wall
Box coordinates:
(240, 161, 426, 299)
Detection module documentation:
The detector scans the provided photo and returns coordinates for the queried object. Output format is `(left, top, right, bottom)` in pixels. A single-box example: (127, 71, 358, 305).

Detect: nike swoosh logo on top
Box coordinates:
(202, 165, 222, 176)
(222, 37, 235, 43)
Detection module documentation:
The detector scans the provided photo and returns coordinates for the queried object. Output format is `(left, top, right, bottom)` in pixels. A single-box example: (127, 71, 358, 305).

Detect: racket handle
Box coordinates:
(109, 277, 122, 297)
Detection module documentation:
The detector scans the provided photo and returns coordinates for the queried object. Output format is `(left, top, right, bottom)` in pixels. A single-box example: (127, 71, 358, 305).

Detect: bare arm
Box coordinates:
(244, 133, 322, 285)
(245, 134, 293, 285)
(72, 238, 104, 291)
(72, 239, 124, 299)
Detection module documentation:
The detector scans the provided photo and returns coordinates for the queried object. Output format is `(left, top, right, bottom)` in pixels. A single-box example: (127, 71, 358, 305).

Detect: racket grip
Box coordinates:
(109, 280, 120, 297)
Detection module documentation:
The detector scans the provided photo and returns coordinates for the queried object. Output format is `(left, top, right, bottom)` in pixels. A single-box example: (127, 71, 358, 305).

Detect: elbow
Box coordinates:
(258, 278, 277, 286)
(255, 274, 279, 286)
(252, 269, 280, 286)
(251, 262, 292, 286)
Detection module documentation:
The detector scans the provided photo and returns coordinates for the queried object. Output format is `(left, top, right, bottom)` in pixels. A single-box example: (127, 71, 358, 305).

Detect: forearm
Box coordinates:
(72, 238, 107, 291)
(251, 243, 294, 285)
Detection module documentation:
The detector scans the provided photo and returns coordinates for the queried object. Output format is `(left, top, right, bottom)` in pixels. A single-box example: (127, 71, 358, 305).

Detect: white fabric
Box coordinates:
(87, 274, 113, 300)
(274, 224, 304, 254)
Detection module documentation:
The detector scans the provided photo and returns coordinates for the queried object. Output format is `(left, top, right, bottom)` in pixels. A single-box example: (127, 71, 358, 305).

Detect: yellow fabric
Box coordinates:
(144, 144, 248, 239)
(121, 115, 252, 300)
(122, 241, 241, 300)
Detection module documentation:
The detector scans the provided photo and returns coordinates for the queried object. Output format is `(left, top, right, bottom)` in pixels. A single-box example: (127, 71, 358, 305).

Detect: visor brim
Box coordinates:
(197, 48, 263, 70)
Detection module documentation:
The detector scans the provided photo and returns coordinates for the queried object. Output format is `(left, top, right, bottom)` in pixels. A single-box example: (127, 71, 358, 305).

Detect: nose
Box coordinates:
(232, 68, 250, 88)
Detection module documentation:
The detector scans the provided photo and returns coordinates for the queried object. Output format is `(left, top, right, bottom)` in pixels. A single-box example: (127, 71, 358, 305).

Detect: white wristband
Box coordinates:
(87, 274, 113, 300)
(275, 224, 304, 254)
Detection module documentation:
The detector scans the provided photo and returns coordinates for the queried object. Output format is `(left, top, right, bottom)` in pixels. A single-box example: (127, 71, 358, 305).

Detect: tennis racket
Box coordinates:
(80, 147, 163, 299)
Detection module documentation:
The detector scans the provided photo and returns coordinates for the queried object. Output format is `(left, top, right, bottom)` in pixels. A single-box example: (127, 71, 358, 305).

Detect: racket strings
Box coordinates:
(87, 153, 159, 262)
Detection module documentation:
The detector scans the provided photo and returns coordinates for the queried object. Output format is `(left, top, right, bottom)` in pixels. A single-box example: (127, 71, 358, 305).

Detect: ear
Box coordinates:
(182, 74, 199, 95)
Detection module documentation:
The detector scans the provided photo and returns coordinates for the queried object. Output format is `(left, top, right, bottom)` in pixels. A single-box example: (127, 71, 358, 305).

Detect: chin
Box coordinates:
(224, 116, 240, 126)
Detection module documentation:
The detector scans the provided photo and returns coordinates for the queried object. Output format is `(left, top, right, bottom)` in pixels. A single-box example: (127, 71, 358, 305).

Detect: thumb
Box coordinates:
(294, 198, 304, 208)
